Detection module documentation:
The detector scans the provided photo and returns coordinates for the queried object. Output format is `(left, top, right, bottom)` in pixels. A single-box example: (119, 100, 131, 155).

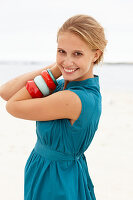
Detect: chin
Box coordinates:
(63, 76, 76, 82)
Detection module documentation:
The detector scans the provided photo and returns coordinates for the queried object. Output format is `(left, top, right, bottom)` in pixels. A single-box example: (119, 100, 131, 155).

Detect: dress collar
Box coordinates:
(66, 74, 99, 89)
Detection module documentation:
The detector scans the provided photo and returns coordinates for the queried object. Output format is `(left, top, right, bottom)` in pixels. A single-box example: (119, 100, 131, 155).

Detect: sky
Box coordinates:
(0, 0, 133, 63)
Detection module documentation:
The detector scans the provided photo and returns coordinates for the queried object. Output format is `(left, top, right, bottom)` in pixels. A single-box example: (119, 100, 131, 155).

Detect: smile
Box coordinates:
(63, 67, 79, 74)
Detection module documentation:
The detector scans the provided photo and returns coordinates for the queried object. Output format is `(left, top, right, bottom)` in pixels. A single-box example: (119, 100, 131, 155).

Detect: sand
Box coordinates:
(0, 90, 133, 200)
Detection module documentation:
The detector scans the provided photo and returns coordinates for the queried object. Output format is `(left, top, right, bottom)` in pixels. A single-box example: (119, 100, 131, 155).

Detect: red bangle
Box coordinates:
(26, 80, 43, 98)
(41, 70, 56, 90)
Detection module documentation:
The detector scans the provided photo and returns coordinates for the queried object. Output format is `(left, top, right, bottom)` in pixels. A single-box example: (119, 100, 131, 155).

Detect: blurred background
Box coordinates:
(0, 0, 133, 199)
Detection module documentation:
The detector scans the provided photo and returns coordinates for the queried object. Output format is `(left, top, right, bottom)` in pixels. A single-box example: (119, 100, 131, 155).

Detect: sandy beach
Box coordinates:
(0, 0, 133, 198)
(0, 89, 133, 200)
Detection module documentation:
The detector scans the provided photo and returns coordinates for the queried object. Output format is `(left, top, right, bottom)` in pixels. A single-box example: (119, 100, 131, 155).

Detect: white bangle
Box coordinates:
(34, 75, 50, 96)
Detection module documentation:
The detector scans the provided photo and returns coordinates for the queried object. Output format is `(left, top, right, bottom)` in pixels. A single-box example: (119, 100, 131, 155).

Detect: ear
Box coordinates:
(93, 50, 102, 63)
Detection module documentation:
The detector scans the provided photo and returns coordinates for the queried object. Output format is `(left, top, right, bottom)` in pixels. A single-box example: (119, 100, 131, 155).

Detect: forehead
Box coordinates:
(57, 32, 89, 51)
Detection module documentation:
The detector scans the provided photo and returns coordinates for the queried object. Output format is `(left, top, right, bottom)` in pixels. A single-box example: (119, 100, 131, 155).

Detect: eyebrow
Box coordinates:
(57, 48, 84, 53)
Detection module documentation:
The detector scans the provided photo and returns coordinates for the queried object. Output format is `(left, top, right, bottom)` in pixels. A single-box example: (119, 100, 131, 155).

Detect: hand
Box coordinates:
(51, 63, 62, 79)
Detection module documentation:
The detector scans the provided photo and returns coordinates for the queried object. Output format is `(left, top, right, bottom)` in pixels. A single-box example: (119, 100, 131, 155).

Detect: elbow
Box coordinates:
(1, 95, 10, 101)
(0, 86, 12, 101)
(0, 87, 6, 101)
(0, 91, 10, 101)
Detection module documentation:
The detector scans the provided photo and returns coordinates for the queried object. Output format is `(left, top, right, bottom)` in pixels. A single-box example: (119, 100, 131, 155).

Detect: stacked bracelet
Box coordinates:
(41, 70, 56, 90)
(47, 69, 58, 86)
(34, 75, 50, 96)
(25, 69, 58, 98)
(26, 80, 43, 98)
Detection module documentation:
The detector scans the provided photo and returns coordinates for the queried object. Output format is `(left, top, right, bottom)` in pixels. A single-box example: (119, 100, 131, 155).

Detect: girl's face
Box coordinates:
(56, 31, 98, 82)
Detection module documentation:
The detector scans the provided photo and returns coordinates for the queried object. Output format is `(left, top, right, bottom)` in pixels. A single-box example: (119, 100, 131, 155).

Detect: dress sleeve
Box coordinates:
(52, 78, 64, 93)
(65, 88, 96, 130)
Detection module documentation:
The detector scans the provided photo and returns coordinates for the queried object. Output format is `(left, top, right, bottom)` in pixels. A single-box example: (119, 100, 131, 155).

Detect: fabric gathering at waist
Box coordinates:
(34, 140, 83, 161)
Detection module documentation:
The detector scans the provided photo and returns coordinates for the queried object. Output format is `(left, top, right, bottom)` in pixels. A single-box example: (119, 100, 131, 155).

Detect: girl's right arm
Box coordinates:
(0, 62, 59, 101)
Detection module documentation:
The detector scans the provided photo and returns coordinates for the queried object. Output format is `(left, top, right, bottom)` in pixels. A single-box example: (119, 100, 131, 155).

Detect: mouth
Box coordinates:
(63, 67, 79, 74)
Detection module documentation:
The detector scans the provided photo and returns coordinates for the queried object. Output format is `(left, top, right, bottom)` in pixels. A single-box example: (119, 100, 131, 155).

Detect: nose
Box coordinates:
(63, 56, 74, 67)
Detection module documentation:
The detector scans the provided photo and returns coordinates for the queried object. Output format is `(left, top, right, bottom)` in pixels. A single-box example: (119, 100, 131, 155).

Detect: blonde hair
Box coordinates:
(57, 14, 108, 65)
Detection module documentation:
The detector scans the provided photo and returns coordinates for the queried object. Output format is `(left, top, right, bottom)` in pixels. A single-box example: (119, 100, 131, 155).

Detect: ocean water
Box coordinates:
(0, 62, 133, 92)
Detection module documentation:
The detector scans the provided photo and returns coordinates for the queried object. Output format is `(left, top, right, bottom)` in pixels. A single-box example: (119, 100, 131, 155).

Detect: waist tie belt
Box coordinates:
(34, 140, 96, 198)
(34, 140, 83, 161)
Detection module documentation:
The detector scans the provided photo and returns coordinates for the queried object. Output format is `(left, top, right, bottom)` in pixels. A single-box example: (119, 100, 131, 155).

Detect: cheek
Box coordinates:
(56, 55, 62, 64)
(56, 57, 63, 70)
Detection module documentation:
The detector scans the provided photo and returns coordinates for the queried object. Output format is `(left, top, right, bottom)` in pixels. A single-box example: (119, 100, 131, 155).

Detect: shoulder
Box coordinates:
(66, 86, 96, 107)
(66, 87, 96, 119)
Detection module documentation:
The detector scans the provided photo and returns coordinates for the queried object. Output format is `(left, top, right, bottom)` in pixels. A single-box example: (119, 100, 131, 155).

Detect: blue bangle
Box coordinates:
(47, 69, 58, 86)
(34, 75, 50, 96)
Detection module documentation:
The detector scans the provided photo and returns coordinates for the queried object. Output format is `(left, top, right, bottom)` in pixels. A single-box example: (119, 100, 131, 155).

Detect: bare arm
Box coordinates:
(5, 64, 81, 122)
(0, 62, 60, 101)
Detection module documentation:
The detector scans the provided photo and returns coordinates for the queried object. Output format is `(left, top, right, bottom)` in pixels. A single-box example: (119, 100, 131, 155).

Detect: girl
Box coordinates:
(0, 14, 107, 200)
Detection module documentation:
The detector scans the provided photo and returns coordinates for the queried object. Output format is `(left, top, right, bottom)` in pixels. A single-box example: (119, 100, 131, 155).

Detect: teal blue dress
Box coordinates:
(24, 74, 102, 200)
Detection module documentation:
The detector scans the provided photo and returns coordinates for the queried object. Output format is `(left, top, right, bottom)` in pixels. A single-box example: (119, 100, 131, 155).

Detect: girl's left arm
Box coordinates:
(5, 65, 82, 122)
(5, 86, 82, 122)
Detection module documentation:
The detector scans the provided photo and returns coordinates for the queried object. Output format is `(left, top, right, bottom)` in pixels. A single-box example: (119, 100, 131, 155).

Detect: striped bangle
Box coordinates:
(34, 75, 50, 97)
(47, 69, 58, 86)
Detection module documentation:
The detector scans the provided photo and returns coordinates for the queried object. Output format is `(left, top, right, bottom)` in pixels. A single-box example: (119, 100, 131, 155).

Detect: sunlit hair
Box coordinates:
(57, 14, 108, 65)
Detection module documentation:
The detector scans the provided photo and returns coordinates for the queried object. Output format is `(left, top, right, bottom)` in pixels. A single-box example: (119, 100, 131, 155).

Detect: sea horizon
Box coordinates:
(0, 61, 133, 92)
(0, 60, 133, 66)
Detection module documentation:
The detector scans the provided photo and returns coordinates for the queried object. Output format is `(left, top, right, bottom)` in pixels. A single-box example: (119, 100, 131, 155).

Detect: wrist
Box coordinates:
(50, 64, 62, 79)
(25, 64, 62, 98)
